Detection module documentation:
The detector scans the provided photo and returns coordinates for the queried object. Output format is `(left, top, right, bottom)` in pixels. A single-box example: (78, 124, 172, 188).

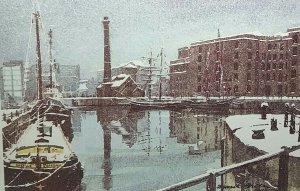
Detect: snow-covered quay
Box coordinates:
(226, 114, 300, 157)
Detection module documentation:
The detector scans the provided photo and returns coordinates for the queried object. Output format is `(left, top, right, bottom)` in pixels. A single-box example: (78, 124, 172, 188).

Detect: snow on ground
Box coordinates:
(226, 114, 300, 157)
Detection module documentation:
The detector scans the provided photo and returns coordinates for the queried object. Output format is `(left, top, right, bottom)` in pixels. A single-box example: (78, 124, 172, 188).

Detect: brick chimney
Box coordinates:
(102, 16, 111, 83)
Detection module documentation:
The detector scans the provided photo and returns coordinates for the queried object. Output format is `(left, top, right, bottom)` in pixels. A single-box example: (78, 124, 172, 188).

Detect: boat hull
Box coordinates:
(5, 158, 83, 191)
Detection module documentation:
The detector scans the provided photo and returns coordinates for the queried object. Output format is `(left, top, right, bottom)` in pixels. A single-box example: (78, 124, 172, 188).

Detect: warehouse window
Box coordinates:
(291, 69, 296, 78)
(261, 63, 265, 70)
(268, 44, 272, 50)
(247, 62, 251, 70)
(248, 52, 252, 59)
(198, 55, 202, 62)
(216, 43, 220, 51)
(262, 53, 266, 60)
(235, 41, 239, 48)
(197, 76, 201, 82)
(277, 85, 283, 95)
(280, 54, 284, 60)
(234, 52, 239, 59)
(293, 35, 299, 43)
(291, 82, 296, 93)
(247, 73, 251, 81)
(198, 65, 201, 72)
(198, 46, 202, 53)
(234, 62, 238, 70)
(234, 73, 238, 80)
(247, 85, 251, 92)
(266, 63, 271, 70)
(266, 73, 270, 81)
(198, 85, 202, 92)
(292, 47, 297, 55)
(279, 62, 283, 69)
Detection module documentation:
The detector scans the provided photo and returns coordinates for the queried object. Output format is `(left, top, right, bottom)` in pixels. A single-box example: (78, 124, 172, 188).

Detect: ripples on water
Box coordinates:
(71, 107, 226, 191)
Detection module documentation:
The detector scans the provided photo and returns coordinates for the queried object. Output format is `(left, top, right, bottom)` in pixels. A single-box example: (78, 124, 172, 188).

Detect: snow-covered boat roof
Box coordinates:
(4, 120, 72, 162)
(226, 114, 300, 157)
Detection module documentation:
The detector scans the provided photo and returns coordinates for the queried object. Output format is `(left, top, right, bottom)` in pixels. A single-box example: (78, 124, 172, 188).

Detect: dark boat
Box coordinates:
(181, 97, 235, 114)
(4, 99, 83, 191)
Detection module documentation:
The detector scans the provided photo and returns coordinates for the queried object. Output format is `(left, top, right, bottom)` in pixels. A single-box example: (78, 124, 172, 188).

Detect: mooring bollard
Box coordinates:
(284, 103, 289, 127)
(270, 118, 278, 131)
(260, 102, 268, 120)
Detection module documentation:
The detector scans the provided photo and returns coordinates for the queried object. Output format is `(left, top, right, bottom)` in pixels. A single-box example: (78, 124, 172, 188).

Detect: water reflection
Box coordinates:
(170, 109, 225, 154)
(72, 107, 228, 191)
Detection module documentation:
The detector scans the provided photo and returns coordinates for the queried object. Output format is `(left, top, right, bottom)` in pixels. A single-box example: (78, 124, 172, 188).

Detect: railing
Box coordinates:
(158, 144, 300, 191)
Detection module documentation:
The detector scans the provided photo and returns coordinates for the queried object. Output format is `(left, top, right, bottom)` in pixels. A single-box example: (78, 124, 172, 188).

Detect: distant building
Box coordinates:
(169, 27, 300, 97)
(97, 74, 144, 97)
(25, 63, 80, 100)
(58, 64, 80, 97)
(0, 60, 24, 107)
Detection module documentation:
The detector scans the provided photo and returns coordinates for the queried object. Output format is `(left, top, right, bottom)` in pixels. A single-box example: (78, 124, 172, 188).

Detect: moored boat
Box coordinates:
(128, 98, 181, 110)
(4, 111, 83, 191)
(181, 98, 234, 114)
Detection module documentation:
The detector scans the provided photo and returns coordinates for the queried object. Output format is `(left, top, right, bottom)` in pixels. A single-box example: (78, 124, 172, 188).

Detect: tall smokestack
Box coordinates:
(102, 16, 111, 83)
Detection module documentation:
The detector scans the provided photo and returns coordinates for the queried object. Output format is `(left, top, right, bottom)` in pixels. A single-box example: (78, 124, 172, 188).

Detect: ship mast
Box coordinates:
(205, 49, 210, 99)
(148, 52, 153, 99)
(48, 29, 53, 88)
(34, 11, 43, 100)
(158, 48, 163, 100)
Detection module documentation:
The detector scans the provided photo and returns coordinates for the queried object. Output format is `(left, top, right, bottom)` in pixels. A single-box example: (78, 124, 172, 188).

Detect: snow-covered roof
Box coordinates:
(116, 60, 148, 69)
(243, 31, 264, 36)
(226, 114, 300, 157)
(190, 29, 293, 47)
(77, 83, 88, 92)
(111, 74, 133, 88)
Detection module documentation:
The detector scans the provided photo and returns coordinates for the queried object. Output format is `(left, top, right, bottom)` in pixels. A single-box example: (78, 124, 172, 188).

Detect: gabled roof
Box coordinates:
(111, 74, 133, 88)
(97, 74, 134, 89)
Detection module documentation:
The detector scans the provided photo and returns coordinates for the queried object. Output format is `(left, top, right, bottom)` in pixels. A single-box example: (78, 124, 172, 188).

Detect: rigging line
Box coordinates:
(5, 126, 39, 186)
(6, 160, 32, 186)
(2, 133, 13, 147)
(5, 160, 79, 188)
(5, 121, 74, 187)
(25, 12, 34, 64)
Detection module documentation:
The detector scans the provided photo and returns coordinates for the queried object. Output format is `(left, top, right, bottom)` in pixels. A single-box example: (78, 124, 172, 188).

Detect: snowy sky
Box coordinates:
(1, 0, 300, 78)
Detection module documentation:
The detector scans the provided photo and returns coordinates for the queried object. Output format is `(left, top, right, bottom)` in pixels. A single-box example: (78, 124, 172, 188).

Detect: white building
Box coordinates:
(0, 60, 24, 108)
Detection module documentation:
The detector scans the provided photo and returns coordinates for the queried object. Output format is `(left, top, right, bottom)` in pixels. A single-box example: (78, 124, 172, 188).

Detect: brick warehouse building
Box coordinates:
(169, 27, 300, 97)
